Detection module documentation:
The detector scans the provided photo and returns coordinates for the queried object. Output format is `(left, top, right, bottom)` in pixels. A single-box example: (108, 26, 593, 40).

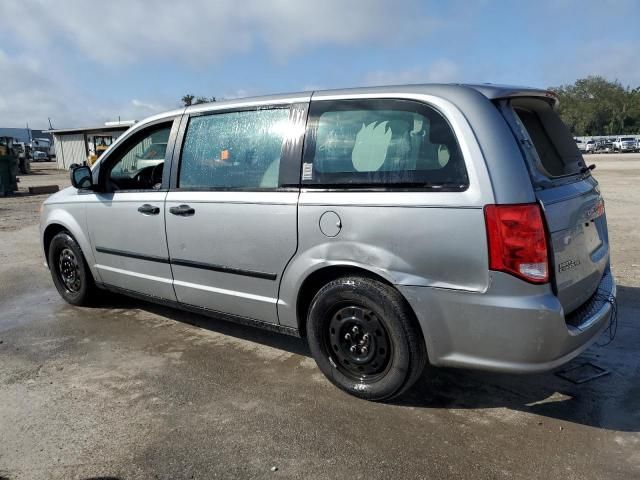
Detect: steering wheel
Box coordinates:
(133, 166, 154, 188)
(151, 163, 163, 188)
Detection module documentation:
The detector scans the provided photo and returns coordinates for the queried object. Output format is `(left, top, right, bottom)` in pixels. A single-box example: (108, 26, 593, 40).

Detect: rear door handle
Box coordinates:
(169, 204, 195, 216)
(138, 204, 160, 215)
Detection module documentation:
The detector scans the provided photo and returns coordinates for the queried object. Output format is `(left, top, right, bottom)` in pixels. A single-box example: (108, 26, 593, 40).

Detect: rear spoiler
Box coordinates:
(463, 84, 560, 109)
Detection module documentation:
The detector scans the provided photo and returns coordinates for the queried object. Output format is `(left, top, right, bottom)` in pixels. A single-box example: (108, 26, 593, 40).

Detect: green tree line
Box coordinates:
(551, 76, 640, 136)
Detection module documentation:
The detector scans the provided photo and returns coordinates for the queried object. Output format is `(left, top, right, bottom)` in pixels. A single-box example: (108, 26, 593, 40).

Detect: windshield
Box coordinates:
(621, 137, 634, 142)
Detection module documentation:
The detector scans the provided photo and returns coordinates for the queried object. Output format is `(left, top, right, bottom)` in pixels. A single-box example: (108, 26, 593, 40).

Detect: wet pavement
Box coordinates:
(0, 157, 638, 479)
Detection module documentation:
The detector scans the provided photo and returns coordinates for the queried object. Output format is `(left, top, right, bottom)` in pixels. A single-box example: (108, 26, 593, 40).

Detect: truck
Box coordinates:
(613, 137, 637, 153)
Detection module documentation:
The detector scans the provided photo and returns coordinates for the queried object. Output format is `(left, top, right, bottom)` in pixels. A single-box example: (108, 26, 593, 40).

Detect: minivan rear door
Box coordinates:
(499, 97, 609, 314)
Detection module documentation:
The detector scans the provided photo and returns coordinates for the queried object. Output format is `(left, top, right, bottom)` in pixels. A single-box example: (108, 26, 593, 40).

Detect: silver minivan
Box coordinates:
(41, 84, 616, 400)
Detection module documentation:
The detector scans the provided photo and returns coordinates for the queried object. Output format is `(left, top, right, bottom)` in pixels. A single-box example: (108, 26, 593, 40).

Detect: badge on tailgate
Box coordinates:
(558, 259, 581, 272)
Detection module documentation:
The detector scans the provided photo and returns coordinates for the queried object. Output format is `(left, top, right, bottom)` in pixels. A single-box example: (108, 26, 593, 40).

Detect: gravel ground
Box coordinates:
(0, 163, 70, 232)
(0, 155, 638, 479)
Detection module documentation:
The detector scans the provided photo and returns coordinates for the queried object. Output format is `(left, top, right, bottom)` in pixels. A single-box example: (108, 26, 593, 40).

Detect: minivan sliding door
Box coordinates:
(165, 103, 307, 324)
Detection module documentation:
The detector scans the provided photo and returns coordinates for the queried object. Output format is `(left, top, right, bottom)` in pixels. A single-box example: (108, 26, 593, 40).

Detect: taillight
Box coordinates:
(484, 203, 549, 284)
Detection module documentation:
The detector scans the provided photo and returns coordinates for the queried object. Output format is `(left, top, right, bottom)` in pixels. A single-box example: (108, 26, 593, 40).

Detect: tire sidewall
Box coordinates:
(307, 278, 415, 401)
(48, 232, 90, 305)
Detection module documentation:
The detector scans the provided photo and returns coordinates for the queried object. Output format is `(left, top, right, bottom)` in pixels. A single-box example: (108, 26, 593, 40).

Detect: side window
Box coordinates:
(178, 108, 290, 190)
(108, 124, 171, 191)
(302, 100, 468, 189)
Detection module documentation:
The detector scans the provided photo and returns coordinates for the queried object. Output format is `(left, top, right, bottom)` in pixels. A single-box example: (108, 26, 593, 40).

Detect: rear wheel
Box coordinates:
(306, 276, 427, 401)
(48, 231, 97, 306)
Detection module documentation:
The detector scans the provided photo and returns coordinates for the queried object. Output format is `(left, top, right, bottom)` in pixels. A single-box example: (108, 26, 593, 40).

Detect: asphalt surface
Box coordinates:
(0, 159, 638, 479)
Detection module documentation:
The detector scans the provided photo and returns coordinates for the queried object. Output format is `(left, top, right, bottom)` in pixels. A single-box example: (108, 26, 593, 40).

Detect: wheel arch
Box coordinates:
(41, 211, 100, 283)
(42, 223, 68, 262)
(294, 264, 420, 340)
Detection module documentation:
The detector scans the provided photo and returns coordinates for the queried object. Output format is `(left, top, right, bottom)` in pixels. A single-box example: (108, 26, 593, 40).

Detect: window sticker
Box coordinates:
(302, 162, 313, 181)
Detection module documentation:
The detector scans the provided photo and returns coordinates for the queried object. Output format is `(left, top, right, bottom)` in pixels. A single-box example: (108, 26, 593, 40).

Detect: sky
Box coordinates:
(0, 0, 638, 129)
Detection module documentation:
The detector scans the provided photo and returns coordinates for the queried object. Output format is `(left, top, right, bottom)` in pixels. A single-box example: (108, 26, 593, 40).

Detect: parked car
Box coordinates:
(575, 138, 586, 153)
(32, 151, 49, 162)
(614, 137, 637, 152)
(41, 84, 616, 401)
(597, 139, 615, 153)
(584, 140, 597, 153)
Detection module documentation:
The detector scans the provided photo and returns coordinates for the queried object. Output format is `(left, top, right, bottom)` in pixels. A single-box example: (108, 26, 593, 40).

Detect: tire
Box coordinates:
(48, 231, 97, 306)
(19, 158, 31, 174)
(306, 276, 427, 401)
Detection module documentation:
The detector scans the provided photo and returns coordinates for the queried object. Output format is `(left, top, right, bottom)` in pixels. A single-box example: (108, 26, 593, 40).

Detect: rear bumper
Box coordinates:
(399, 268, 616, 373)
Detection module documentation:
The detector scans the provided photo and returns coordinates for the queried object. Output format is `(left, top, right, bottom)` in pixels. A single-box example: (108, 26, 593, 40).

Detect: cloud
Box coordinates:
(0, 0, 433, 66)
(93, 99, 173, 126)
(363, 59, 462, 86)
(544, 43, 640, 88)
(131, 99, 166, 112)
(1, 1, 636, 129)
(0, 49, 78, 128)
(0, 0, 436, 127)
(0, 48, 171, 128)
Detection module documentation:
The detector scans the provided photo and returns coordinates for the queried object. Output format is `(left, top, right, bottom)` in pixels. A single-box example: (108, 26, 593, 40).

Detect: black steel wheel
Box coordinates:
(57, 247, 82, 293)
(307, 276, 427, 401)
(325, 305, 392, 383)
(48, 231, 97, 306)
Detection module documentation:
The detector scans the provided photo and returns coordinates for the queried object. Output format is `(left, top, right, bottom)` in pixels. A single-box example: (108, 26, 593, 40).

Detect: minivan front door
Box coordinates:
(165, 104, 306, 324)
(85, 119, 180, 301)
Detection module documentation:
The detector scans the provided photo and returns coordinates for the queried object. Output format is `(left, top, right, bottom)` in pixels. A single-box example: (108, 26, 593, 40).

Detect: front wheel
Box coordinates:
(307, 276, 427, 401)
(48, 231, 97, 306)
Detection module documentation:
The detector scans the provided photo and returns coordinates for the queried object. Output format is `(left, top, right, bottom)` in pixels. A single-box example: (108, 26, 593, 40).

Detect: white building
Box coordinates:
(48, 121, 135, 169)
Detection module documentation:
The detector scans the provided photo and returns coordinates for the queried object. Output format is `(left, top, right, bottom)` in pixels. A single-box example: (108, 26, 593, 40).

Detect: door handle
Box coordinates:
(138, 204, 160, 215)
(169, 204, 195, 216)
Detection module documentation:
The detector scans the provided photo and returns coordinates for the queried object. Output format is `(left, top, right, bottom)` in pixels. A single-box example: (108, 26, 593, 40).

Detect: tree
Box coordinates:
(195, 96, 216, 104)
(550, 76, 640, 136)
(181, 94, 217, 107)
(181, 94, 195, 107)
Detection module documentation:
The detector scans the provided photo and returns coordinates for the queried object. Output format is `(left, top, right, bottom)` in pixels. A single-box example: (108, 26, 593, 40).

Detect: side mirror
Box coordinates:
(70, 165, 93, 190)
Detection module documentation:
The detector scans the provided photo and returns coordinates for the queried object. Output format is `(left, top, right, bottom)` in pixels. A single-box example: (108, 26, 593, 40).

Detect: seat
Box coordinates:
(260, 157, 280, 188)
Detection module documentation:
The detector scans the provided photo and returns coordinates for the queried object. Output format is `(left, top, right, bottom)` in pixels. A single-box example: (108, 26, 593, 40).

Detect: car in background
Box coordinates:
(575, 138, 586, 152)
(596, 140, 614, 153)
(614, 137, 637, 152)
(584, 140, 597, 153)
(32, 151, 49, 162)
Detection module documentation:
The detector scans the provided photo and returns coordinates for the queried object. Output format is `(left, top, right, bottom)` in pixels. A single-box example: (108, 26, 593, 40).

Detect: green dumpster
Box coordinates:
(0, 155, 18, 196)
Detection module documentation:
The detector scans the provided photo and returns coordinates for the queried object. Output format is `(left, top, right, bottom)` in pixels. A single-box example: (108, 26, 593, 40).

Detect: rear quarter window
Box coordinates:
(302, 99, 468, 190)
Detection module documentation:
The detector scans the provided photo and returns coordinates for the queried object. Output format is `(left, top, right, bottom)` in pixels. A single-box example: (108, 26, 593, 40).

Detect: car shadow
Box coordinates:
(92, 292, 312, 358)
(396, 284, 640, 433)
(94, 284, 639, 433)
